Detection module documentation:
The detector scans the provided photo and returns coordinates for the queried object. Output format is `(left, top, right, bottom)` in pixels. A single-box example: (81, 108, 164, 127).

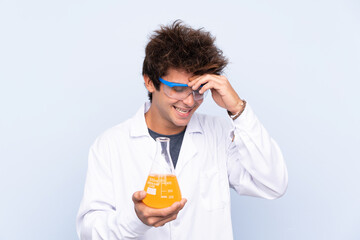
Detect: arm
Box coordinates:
(188, 74, 288, 199)
(76, 136, 151, 240)
(76, 135, 187, 239)
(226, 104, 288, 199)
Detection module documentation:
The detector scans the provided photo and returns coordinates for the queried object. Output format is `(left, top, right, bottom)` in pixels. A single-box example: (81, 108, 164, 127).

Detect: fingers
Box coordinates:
(133, 195, 187, 227)
(189, 74, 242, 112)
(152, 213, 179, 227)
(150, 199, 187, 227)
(146, 202, 180, 218)
(179, 198, 187, 210)
(132, 191, 147, 203)
(147, 198, 186, 218)
(188, 74, 227, 95)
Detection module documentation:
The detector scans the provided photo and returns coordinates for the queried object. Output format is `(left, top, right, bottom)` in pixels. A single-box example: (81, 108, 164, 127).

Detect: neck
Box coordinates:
(145, 107, 186, 135)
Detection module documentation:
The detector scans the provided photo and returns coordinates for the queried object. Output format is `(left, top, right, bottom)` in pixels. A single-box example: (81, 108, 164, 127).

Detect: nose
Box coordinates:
(182, 91, 195, 106)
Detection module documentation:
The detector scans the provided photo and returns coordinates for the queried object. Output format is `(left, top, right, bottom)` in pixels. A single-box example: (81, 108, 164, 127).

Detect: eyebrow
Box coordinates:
(159, 77, 188, 87)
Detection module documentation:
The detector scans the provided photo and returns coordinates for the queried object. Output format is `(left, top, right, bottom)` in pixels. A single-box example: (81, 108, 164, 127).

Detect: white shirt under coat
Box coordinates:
(76, 102, 288, 240)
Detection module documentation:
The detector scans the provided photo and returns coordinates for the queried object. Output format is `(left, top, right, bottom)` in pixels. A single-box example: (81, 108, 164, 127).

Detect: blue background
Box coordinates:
(1, 0, 359, 239)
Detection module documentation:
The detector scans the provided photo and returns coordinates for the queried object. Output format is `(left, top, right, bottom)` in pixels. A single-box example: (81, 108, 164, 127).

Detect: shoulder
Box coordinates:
(92, 118, 133, 148)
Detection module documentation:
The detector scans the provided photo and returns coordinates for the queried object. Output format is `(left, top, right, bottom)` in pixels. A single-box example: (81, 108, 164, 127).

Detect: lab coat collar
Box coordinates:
(186, 111, 203, 135)
(129, 102, 204, 138)
(129, 102, 151, 138)
(176, 109, 203, 175)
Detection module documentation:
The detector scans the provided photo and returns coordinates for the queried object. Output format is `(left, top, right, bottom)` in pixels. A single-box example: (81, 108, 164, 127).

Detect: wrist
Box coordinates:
(227, 100, 246, 120)
(228, 99, 246, 115)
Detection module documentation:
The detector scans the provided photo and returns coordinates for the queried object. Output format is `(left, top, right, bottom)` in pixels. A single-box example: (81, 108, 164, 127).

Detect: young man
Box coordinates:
(77, 21, 288, 240)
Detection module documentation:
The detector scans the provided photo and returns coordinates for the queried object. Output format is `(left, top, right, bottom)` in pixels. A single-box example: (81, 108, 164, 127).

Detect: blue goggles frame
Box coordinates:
(159, 77, 189, 87)
(159, 77, 205, 89)
(158, 77, 206, 100)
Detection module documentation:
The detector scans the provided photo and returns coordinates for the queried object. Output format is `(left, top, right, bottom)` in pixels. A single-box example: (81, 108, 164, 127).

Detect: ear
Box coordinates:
(144, 75, 156, 92)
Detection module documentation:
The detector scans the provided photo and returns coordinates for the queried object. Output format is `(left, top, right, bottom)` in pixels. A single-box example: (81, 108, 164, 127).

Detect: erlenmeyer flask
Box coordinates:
(143, 137, 182, 208)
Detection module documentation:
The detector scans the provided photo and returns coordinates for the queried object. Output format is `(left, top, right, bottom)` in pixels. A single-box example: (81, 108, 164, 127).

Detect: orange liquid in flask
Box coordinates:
(143, 174, 182, 208)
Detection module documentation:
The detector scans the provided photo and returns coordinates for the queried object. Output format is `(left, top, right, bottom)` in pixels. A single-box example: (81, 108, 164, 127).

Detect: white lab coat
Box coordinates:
(76, 102, 288, 240)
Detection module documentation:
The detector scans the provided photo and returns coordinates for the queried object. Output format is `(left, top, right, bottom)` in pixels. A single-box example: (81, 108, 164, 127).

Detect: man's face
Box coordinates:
(145, 68, 203, 134)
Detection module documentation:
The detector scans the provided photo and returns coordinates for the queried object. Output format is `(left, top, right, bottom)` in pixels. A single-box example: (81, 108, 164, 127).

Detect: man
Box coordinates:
(77, 20, 288, 240)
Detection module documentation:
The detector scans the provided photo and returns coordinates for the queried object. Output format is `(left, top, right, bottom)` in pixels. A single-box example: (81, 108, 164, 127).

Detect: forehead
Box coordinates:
(163, 68, 193, 84)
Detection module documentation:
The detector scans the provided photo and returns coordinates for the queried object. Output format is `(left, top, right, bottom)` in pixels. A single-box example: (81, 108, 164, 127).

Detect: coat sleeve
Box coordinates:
(76, 135, 151, 240)
(226, 104, 288, 199)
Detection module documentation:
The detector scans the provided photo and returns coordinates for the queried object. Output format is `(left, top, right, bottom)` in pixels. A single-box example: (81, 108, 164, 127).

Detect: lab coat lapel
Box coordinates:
(129, 102, 156, 161)
(175, 113, 203, 176)
(130, 103, 204, 175)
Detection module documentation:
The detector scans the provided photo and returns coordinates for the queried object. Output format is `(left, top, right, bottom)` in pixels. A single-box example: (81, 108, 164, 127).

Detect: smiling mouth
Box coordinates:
(174, 106, 192, 114)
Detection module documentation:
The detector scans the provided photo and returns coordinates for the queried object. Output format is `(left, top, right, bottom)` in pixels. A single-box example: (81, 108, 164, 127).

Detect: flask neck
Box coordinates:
(153, 137, 175, 174)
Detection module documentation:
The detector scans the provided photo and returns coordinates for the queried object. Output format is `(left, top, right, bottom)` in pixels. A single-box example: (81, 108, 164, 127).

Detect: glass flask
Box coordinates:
(143, 137, 182, 208)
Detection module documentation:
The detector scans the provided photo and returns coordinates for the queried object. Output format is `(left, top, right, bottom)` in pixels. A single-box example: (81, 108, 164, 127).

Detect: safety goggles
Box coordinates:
(159, 77, 207, 101)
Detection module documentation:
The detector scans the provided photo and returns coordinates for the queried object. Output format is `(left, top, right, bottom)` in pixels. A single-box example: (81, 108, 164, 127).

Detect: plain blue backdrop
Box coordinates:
(1, 0, 359, 239)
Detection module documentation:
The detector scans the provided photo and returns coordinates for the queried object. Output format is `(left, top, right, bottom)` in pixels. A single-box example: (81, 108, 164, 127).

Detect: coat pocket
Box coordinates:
(200, 168, 228, 211)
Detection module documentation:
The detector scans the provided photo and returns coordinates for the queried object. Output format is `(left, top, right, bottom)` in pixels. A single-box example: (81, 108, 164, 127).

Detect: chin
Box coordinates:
(173, 117, 192, 127)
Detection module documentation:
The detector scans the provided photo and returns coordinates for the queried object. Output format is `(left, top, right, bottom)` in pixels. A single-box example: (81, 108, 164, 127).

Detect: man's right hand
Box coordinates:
(132, 191, 187, 227)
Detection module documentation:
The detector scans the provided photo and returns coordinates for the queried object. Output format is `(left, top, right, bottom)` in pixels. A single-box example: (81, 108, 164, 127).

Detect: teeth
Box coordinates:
(175, 107, 190, 113)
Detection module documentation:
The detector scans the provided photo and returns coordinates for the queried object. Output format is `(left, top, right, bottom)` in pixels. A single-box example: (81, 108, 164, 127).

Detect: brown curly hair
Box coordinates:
(142, 20, 228, 101)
